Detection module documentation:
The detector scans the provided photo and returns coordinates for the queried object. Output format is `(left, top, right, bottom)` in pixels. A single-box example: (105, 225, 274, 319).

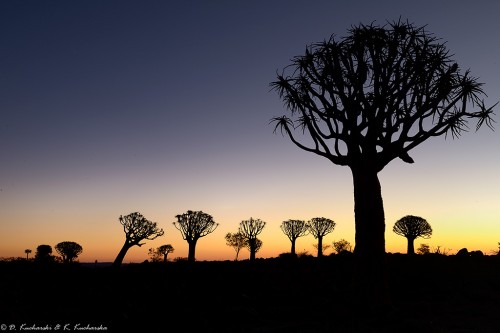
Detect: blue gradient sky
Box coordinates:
(1, 0, 499, 262)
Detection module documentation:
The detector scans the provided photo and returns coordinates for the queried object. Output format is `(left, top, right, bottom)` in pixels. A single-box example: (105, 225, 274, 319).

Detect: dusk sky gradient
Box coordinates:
(1, 0, 499, 262)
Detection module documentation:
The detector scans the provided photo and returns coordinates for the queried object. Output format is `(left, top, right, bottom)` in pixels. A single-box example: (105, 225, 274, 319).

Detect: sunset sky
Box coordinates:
(1, 0, 499, 262)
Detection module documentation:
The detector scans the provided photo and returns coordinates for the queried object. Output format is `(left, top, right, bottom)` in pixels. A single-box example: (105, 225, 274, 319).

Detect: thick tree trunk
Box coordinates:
(317, 236, 324, 257)
(249, 239, 256, 261)
(350, 164, 388, 305)
(187, 239, 198, 262)
(407, 237, 415, 255)
(112, 241, 131, 267)
(290, 239, 296, 255)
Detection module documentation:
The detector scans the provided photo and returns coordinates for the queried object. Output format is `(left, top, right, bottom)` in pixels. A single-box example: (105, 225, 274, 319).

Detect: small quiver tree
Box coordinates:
(393, 215, 432, 255)
(307, 217, 336, 257)
(55, 241, 83, 264)
(239, 218, 266, 261)
(173, 210, 218, 262)
(280, 219, 309, 256)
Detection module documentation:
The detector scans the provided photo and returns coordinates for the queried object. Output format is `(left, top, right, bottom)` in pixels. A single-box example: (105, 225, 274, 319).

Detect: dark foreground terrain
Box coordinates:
(1, 254, 500, 332)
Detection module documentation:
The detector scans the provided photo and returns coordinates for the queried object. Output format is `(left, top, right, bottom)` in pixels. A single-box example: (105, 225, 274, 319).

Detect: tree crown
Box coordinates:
(393, 215, 432, 239)
(173, 210, 218, 241)
(271, 19, 495, 172)
(120, 212, 164, 247)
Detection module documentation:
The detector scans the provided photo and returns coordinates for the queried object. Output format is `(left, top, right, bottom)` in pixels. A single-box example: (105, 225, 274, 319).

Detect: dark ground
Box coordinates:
(1, 254, 500, 333)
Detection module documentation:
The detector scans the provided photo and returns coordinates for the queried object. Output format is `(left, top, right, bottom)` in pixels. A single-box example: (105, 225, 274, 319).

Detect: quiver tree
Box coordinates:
(149, 244, 174, 263)
(225, 232, 247, 261)
(393, 215, 432, 255)
(55, 241, 83, 264)
(113, 212, 164, 267)
(238, 218, 266, 261)
(307, 217, 336, 257)
(25, 249, 32, 260)
(280, 219, 309, 256)
(173, 210, 218, 262)
(271, 19, 495, 299)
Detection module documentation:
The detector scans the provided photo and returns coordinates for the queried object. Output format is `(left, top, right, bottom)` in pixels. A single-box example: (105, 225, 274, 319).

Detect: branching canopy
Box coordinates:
(239, 217, 266, 241)
(280, 219, 309, 241)
(393, 215, 432, 240)
(120, 212, 164, 247)
(308, 217, 336, 238)
(55, 241, 83, 263)
(271, 19, 495, 172)
(173, 210, 218, 242)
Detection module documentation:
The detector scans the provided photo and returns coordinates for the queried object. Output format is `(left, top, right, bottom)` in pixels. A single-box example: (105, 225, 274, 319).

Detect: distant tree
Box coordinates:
(280, 219, 309, 256)
(307, 217, 336, 257)
(416, 243, 431, 255)
(24, 249, 32, 260)
(55, 241, 83, 264)
(35, 244, 54, 263)
(225, 232, 247, 261)
(113, 212, 164, 267)
(173, 210, 218, 262)
(239, 218, 266, 261)
(393, 215, 432, 255)
(271, 19, 495, 300)
(157, 244, 174, 263)
(332, 239, 352, 254)
(148, 245, 174, 263)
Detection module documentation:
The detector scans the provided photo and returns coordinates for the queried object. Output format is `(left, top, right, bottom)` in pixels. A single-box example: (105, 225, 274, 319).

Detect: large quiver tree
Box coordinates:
(271, 19, 495, 303)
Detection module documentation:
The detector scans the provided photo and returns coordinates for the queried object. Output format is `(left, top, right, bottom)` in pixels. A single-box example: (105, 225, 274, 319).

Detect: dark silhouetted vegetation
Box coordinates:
(332, 239, 353, 254)
(393, 215, 432, 254)
(280, 219, 309, 256)
(307, 217, 336, 257)
(148, 244, 174, 263)
(112, 212, 164, 267)
(238, 217, 266, 261)
(271, 19, 495, 303)
(225, 232, 247, 261)
(55, 241, 83, 264)
(173, 210, 218, 262)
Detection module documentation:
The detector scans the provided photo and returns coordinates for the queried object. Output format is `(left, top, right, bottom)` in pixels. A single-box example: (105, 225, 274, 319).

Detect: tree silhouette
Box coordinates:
(34, 244, 54, 263)
(271, 19, 495, 299)
(55, 241, 83, 264)
(307, 217, 336, 257)
(112, 212, 164, 267)
(280, 219, 309, 256)
(148, 244, 174, 263)
(225, 232, 247, 261)
(24, 249, 32, 260)
(239, 218, 266, 261)
(173, 210, 218, 262)
(393, 215, 432, 255)
(158, 244, 174, 263)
